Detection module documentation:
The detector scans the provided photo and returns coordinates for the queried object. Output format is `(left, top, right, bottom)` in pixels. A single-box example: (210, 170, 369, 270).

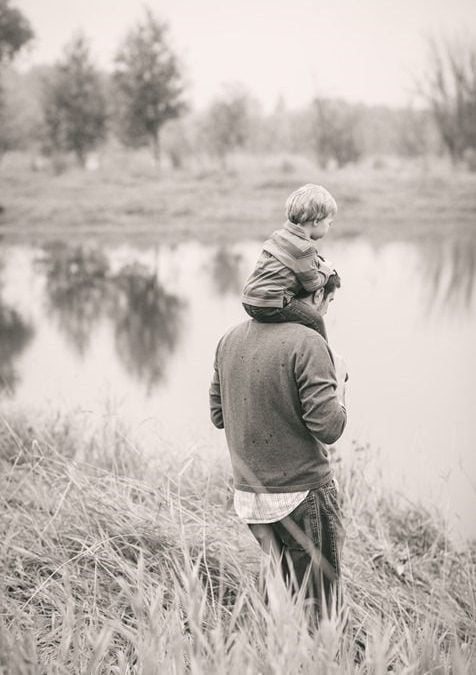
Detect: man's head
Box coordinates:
(285, 184, 338, 233)
(297, 271, 341, 316)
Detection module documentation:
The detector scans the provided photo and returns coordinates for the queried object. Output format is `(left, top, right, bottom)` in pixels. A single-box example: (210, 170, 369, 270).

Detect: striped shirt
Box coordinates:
(241, 221, 333, 308)
(234, 489, 309, 524)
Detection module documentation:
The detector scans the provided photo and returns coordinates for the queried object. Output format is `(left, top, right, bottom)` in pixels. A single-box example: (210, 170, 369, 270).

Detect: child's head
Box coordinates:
(286, 184, 337, 227)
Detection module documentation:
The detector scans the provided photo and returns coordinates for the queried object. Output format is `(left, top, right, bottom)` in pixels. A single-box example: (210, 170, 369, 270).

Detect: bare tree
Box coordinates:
(113, 8, 186, 166)
(397, 106, 435, 158)
(311, 98, 362, 168)
(41, 33, 107, 167)
(420, 36, 476, 163)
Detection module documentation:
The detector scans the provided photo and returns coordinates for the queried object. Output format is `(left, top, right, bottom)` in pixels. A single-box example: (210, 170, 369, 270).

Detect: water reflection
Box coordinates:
(0, 257, 34, 394)
(111, 264, 184, 391)
(39, 244, 184, 390)
(41, 243, 111, 356)
(421, 238, 476, 316)
(0, 301, 34, 395)
(210, 246, 243, 295)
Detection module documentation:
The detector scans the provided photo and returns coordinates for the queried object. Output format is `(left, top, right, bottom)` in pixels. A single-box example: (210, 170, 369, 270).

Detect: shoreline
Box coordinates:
(2, 154, 476, 245)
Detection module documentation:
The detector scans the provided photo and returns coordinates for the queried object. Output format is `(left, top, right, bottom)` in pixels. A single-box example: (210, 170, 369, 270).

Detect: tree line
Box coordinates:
(1, 0, 475, 171)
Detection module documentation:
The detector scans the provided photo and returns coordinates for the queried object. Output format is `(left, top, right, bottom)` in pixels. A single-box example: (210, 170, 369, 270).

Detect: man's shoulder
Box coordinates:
(280, 323, 329, 347)
(223, 320, 327, 349)
(216, 319, 253, 349)
(271, 324, 334, 367)
(216, 321, 332, 374)
(217, 319, 328, 344)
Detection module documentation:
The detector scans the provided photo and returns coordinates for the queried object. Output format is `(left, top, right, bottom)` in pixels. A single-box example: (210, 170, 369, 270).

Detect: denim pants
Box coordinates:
(243, 299, 328, 341)
(248, 481, 344, 621)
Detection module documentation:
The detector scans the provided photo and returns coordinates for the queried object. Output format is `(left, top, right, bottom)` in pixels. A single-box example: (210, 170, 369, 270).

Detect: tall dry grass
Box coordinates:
(1, 412, 475, 673)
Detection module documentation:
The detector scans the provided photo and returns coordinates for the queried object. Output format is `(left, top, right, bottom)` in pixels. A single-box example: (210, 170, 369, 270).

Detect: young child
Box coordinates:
(241, 183, 337, 341)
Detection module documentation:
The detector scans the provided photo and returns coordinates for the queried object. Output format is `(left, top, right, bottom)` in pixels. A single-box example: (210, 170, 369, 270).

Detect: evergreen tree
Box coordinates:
(0, 0, 33, 62)
(113, 9, 186, 165)
(42, 34, 107, 166)
(0, 0, 34, 157)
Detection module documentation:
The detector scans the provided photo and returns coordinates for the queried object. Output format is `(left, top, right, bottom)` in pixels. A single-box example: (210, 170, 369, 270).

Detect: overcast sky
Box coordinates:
(15, 0, 476, 111)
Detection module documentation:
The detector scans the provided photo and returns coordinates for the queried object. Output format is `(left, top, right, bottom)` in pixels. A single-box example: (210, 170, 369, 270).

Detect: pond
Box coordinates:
(1, 236, 475, 540)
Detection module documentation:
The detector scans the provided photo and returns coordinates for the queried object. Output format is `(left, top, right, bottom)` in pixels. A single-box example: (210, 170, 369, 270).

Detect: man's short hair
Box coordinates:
(286, 184, 337, 225)
(323, 271, 341, 299)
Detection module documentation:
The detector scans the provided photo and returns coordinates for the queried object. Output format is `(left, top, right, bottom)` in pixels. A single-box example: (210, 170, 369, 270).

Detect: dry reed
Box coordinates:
(0, 413, 474, 673)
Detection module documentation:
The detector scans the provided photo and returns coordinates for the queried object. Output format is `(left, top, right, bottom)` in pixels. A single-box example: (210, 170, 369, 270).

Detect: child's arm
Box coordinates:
(263, 237, 336, 292)
(295, 251, 336, 293)
(316, 254, 336, 285)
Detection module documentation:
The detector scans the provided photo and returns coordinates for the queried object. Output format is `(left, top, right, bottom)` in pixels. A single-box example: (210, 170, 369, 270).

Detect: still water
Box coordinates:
(1, 237, 475, 539)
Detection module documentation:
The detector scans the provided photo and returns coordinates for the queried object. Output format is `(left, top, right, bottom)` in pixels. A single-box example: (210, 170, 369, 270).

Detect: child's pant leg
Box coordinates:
(242, 301, 327, 341)
(242, 303, 286, 322)
(279, 299, 328, 341)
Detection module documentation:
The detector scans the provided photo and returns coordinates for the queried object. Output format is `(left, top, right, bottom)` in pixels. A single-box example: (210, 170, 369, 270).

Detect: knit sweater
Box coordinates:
(209, 320, 347, 493)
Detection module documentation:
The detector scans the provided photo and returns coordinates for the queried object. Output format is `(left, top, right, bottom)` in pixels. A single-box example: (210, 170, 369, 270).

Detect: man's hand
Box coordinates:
(333, 353, 348, 407)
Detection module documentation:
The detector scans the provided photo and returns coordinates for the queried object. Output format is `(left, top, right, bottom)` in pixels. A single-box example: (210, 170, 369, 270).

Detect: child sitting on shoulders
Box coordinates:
(242, 183, 338, 341)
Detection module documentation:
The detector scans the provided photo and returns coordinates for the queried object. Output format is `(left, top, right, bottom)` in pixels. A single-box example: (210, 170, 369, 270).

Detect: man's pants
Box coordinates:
(248, 481, 344, 621)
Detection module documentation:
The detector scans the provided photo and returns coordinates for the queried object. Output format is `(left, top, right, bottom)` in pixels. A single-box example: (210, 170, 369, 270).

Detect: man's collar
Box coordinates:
(283, 220, 310, 240)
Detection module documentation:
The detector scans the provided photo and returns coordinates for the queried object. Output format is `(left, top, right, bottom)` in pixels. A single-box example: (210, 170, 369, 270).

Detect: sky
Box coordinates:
(15, 0, 476, 111)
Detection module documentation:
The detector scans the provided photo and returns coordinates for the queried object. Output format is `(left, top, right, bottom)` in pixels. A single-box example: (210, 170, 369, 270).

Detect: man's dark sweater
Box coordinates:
(209, 320, 347, 493)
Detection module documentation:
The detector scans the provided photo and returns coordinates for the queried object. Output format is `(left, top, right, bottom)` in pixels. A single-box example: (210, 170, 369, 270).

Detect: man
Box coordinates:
(209, 272, 347, 619)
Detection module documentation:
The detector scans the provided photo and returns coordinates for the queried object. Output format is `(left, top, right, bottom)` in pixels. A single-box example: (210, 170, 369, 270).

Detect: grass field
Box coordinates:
(1, 151, 476, 245)
(1, 412, 475, 673)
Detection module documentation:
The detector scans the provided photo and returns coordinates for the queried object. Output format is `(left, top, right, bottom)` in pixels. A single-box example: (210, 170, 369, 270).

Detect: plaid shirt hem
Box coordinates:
(234, 489, 309, 524)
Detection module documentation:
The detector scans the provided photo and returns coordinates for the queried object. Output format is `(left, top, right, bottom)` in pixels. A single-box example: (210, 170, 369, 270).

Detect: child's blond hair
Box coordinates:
(286, 184, 337, 224)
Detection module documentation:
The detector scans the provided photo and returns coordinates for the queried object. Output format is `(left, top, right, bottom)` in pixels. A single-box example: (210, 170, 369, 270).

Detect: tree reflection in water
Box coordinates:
(0, 303, 35, 395)
(111, 263, 184, 392)
(0, 255, 35, 395)
(42, 243, 111, 356)
(420, 237, 476, 316)
(41, 244, 184, 391)
(210, 246, 243, 295)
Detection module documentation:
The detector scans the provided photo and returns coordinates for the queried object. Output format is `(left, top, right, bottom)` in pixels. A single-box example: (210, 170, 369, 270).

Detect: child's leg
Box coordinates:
(278, 299, 328, 341)
(242, 301, 327, 341)
(242, 303, 286, 322)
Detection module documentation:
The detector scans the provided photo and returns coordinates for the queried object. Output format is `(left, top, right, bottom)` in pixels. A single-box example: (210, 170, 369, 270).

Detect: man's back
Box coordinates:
(210, 320, 346, 493)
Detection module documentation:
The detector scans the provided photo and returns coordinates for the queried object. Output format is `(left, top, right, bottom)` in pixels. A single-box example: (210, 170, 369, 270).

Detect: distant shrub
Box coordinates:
(372, 156, 387, 170)
(279, 158, 296, 174)
(464, 148, 476, 173)
(311, 98, 362, 168)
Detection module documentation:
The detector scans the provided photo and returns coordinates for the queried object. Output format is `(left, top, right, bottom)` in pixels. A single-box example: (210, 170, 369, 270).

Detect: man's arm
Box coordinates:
(209, 344, 224, 429)
(295, 335, 347, 444)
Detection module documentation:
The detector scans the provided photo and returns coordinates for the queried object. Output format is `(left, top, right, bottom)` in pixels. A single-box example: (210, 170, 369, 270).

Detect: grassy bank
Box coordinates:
(1, 152, 476, 245)
(1, 412, 474, 673)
